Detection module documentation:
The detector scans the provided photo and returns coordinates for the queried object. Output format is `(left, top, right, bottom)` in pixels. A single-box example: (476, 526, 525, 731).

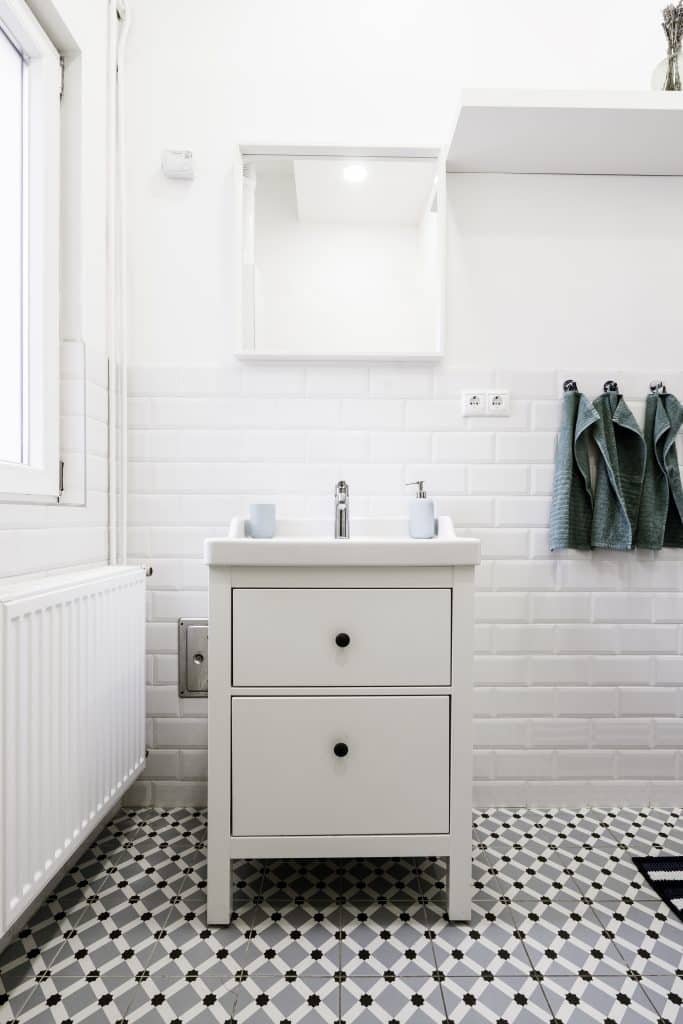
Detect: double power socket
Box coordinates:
(461, 390, 511, 417)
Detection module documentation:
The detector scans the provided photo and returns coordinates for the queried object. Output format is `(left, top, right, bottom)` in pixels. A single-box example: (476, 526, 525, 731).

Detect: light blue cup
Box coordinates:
(247, 503, 276, 538)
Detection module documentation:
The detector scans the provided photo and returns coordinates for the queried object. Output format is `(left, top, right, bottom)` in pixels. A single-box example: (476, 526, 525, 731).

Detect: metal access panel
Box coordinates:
(178, 618, 208, 697)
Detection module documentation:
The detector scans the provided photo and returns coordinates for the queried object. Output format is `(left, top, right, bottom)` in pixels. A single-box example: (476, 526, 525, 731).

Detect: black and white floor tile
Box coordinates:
(1, 806, 682, 1022)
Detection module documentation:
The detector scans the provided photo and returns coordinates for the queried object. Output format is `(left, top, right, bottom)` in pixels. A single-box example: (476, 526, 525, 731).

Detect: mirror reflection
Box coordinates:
(241, 152, 444, 358)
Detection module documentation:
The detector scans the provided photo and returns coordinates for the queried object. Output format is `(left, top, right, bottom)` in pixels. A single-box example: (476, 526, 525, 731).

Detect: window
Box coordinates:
(0, 0, 60, 499)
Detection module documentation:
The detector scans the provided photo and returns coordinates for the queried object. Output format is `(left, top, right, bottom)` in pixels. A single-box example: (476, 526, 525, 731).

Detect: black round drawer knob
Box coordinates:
(333, 742, 349, 758)
(335, 632, 351, 648)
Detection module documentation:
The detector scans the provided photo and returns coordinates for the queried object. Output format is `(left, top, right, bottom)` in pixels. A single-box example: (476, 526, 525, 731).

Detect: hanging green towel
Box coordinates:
(549, 391, 598, 551)
(636, 392, 683, 549)
(591, 392, 646, 550)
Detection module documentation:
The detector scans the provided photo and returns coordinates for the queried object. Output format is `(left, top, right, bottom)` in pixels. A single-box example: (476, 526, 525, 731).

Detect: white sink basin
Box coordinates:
(204, 516, 480, 567)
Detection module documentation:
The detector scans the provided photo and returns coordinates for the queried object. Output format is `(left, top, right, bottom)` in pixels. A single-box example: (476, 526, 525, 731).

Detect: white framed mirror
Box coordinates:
(235, 145, 446, 361)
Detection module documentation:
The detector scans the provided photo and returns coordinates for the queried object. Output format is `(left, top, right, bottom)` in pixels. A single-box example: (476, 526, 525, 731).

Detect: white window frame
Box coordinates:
(0, 0, 60, 500)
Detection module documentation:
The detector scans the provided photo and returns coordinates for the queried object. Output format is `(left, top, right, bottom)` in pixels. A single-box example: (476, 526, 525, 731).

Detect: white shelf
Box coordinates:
(447, 89, 683, 175)
(235, 351, 443, 364)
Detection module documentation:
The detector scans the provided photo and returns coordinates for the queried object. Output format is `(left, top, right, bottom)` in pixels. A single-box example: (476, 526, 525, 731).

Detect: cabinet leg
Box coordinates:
(447, 854, 471, 922)
(207, 852, 232, 925)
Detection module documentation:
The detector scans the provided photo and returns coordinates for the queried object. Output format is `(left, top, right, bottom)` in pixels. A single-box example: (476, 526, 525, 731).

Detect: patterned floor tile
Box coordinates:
(13, 973, 139, 1022)
(258, 858, 424, 907)
(167, 847, 207, 902)
(637, 972, 683, 1022)
(484, 809, 626, 905)
(541, 972, 664, 1023)
(589, 899, 683, 976)
(230, 860, 266, 905)
(605, 808, 683, 866)
(95, 843, 195, 901)
(568, 844, 636, 900)
(412, 856, 448, 903)
(506, 898, 630, 977)
(234, 973, 340, 1022)
(146, 897, 259, 980)
(180, 859, 264, 906)
(661, 809, 683, 852)
(46, 889, 169, 980)
(239, 902, 341, 977)
(4, 807, 682, 1024)
(0, 893, 85, 1016)
(339, 903, 438, 977)
(333, 859, 424, 904)
(258, 859, 346, 905)
(44, 862, 108, 914)
(484, 842, 586, 904)
(475, 808, 550, 849)
(605, 807, 677, 847)
(340, 974, 446, 1022)
(124, 974, 239, 1022)
(415, 849, 500, 906)
(0, 978, 34, 1023)
(428, 900, 534, 978)
(578, 852, 667, 904)
(47, 829, 129, 906)
(116, 807, 206, 840)
(440, 974, 552, 1022)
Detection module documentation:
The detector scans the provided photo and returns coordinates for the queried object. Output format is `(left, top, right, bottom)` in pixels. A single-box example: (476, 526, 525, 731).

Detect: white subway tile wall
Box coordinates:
(128, 365, 683, 808)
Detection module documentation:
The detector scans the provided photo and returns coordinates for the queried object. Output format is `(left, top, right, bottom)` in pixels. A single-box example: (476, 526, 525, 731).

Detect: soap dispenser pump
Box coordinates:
(406, 480, 436, 539)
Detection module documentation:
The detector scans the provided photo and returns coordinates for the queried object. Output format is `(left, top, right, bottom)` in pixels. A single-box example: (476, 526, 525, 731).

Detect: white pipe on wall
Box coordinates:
(106, 0, 130, 565)
(106, 0, 117, 563)
(116, 0, 130, 563)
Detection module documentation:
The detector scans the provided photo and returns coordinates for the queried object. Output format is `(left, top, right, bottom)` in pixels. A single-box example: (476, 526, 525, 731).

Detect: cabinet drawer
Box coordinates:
(231, 696, 450, 836)
(232, 588, 451, 686)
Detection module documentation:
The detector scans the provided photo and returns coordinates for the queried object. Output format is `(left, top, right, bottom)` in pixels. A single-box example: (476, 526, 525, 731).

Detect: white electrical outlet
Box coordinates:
(462, 391, 487, 416)
(486, 390, 510, 416)
(462, 389, 511, 417)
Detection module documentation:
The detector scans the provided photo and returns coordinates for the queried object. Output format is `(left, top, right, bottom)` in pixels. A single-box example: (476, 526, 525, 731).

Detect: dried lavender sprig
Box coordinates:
(662, 1, 683, 90)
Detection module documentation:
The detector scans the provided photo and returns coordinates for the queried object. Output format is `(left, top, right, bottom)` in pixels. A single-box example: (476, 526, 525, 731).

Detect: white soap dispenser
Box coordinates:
(406, 480, 436, 539)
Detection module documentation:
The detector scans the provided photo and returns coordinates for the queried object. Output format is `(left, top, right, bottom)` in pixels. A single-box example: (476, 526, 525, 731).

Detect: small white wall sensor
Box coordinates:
(162, 149, 194, 180)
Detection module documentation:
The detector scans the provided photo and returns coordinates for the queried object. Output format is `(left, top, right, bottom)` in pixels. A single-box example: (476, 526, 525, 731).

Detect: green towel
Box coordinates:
(636, 392, 683, 549)
(549, 391, 598, 551)
(591, 392, 646, 551)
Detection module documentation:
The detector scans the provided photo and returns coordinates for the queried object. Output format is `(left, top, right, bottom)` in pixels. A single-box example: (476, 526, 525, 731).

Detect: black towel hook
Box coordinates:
(649, 380, 667, 395)
(603, 380, 619, 394)
(563, 379, 578, 393)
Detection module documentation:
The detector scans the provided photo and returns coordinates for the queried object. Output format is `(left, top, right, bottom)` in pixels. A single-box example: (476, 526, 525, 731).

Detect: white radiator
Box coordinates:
(0, 566, 145, 938)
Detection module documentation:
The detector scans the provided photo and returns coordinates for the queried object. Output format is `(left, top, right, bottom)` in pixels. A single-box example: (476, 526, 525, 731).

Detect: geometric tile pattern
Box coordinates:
(1, 806, 681, 1022)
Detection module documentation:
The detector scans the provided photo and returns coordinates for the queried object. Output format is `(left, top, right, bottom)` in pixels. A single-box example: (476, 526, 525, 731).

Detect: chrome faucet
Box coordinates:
(334, 480, 350, 539)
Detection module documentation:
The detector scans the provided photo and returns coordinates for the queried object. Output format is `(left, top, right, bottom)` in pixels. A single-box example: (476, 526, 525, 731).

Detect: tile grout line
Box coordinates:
(225, 859, 269, 1020)
(412, 854, 450, 1020)
(477, 822, 561, 1021)
(93, 811, 210, 1021)
(5, 816, 150, 1022)
(471, 821, 560, 1021)
(5, 809, 681, 1022)
(94, 813, 193, 1021)
(586, 813, 679, 1020)
(477, 809, 634, 1024)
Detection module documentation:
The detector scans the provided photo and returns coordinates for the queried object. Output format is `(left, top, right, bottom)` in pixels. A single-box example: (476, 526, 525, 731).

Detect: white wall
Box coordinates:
(123, 0, 683, 808)
(0, 0, 110, 579)
(124, 0, 665, 367)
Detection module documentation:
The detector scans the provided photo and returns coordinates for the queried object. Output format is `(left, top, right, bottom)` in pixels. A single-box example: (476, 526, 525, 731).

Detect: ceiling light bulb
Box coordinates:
(343, 163, 367, 183)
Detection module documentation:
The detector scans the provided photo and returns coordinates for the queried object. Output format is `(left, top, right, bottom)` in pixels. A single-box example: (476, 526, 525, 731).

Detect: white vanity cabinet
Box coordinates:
(205, 518, 480, 923)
